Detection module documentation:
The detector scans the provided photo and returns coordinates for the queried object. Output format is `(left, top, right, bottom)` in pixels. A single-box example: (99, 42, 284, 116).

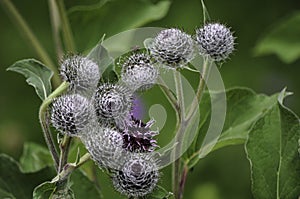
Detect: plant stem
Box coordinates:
(172, 59, 211, 198)
(158, 76, 179, 111)
(53, 153, 91, 182)
(0, 0, 61, 87)
(178, 164, 189, 199)
(172, 70, 186, 198)
(58, 136, 72, 172)
(55, 0, 76, 52)
(48, 0, 64, 61)
(200, 0, 210, 23)
(39, 81, 69, 171)
(186, 58, 211, 121)
(174, 71, 185, 119)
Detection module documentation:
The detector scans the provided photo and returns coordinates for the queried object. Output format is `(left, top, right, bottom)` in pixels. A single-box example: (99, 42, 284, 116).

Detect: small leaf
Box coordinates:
(145, 185, 173, 199)
(254, 12, 300, 63)
(33, 181, 56, 199)
(7, 59, 53, 100)
(68, 0, 171, 51)
(245, 101, 300, 199)
(19, 142, 53, 173)
(0, 154, 55, 199)
(33, 169, 102, 199)
(87, 40, 114, 71)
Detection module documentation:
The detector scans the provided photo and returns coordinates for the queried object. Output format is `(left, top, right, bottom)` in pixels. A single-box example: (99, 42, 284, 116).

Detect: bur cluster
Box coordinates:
(48, 22, 235, 197)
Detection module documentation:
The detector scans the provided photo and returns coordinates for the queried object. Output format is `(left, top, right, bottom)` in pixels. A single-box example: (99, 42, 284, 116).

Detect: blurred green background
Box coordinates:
(0, 0, 299, 198)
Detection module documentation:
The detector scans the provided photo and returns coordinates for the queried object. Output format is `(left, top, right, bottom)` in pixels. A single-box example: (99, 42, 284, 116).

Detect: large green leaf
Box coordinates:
(245, 99, 300, 199)
(0, 154, 55, 199)
(254, 12, 300, 63)
(19, 142, 53, 173)
(212, 88, 278, 151)
(7, 59, 53, 100)
(185, 88, 279, 168)
(68, 0, 171, 51)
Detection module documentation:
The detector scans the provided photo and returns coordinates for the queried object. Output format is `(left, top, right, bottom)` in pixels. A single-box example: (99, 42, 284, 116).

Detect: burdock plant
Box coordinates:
(1, 0, 300, 199)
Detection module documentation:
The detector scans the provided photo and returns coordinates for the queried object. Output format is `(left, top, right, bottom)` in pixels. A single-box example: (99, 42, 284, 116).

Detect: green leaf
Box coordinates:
(145, 185, 173, 199)
(213, 88, 278, 151)
(87, 41, 118, 83)
(88, 37, 113, 69)
(7, 59, 53, 100)
(254, 12, 300, 63)
(33, 181, 56, 199)
(68, 0, 171, 51)
(0, 154, 55, 199)
(19, 142, 53, 173)
(185, 88, 279, 169)
(245, 100, 300, 199)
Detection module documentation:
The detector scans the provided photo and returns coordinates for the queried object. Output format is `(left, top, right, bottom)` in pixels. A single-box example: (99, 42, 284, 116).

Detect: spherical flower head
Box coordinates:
(82, 125, 126, 170)
(51, 94, 93, 136)
(93, 83, 133, 128)
(112, 154, 159, 197)
(148, 28, 195, 69)
(60, 55, 100, 96)
(122, 116, 158, 152)
(121, 53, 158, 91)
(195, 23, 235, 61)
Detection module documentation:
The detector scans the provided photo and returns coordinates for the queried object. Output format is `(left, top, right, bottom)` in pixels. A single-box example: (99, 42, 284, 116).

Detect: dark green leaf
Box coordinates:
(68, 0, 171, 51)
(245, 99, 300, 199)
(145, 185, 173, 199)
(19, 142, 53, 173)
(7, 59, 53, 100)
(0, 154, 55, 199)
(185, 88, 279, 169)
(254, 12, 300, 63)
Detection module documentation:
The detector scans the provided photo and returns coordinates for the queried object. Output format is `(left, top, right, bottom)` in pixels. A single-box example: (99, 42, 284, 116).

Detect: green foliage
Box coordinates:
(19, 142, 53, 173)
(87, 42, 118, 83)
(33, 170, 102, 199)
(213, 88, 278, 151)
(254, 12, 300, 63)
(33, 181, 56, 199)
(6, 59, 53, 100)
(0, 154, 55, 199)
(70, 170, 102, 198)
(245, 96, 300, 199)
(145, 185, 174, 199)
(68, 0, 171, 51)
(184, 88, 280, 169)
